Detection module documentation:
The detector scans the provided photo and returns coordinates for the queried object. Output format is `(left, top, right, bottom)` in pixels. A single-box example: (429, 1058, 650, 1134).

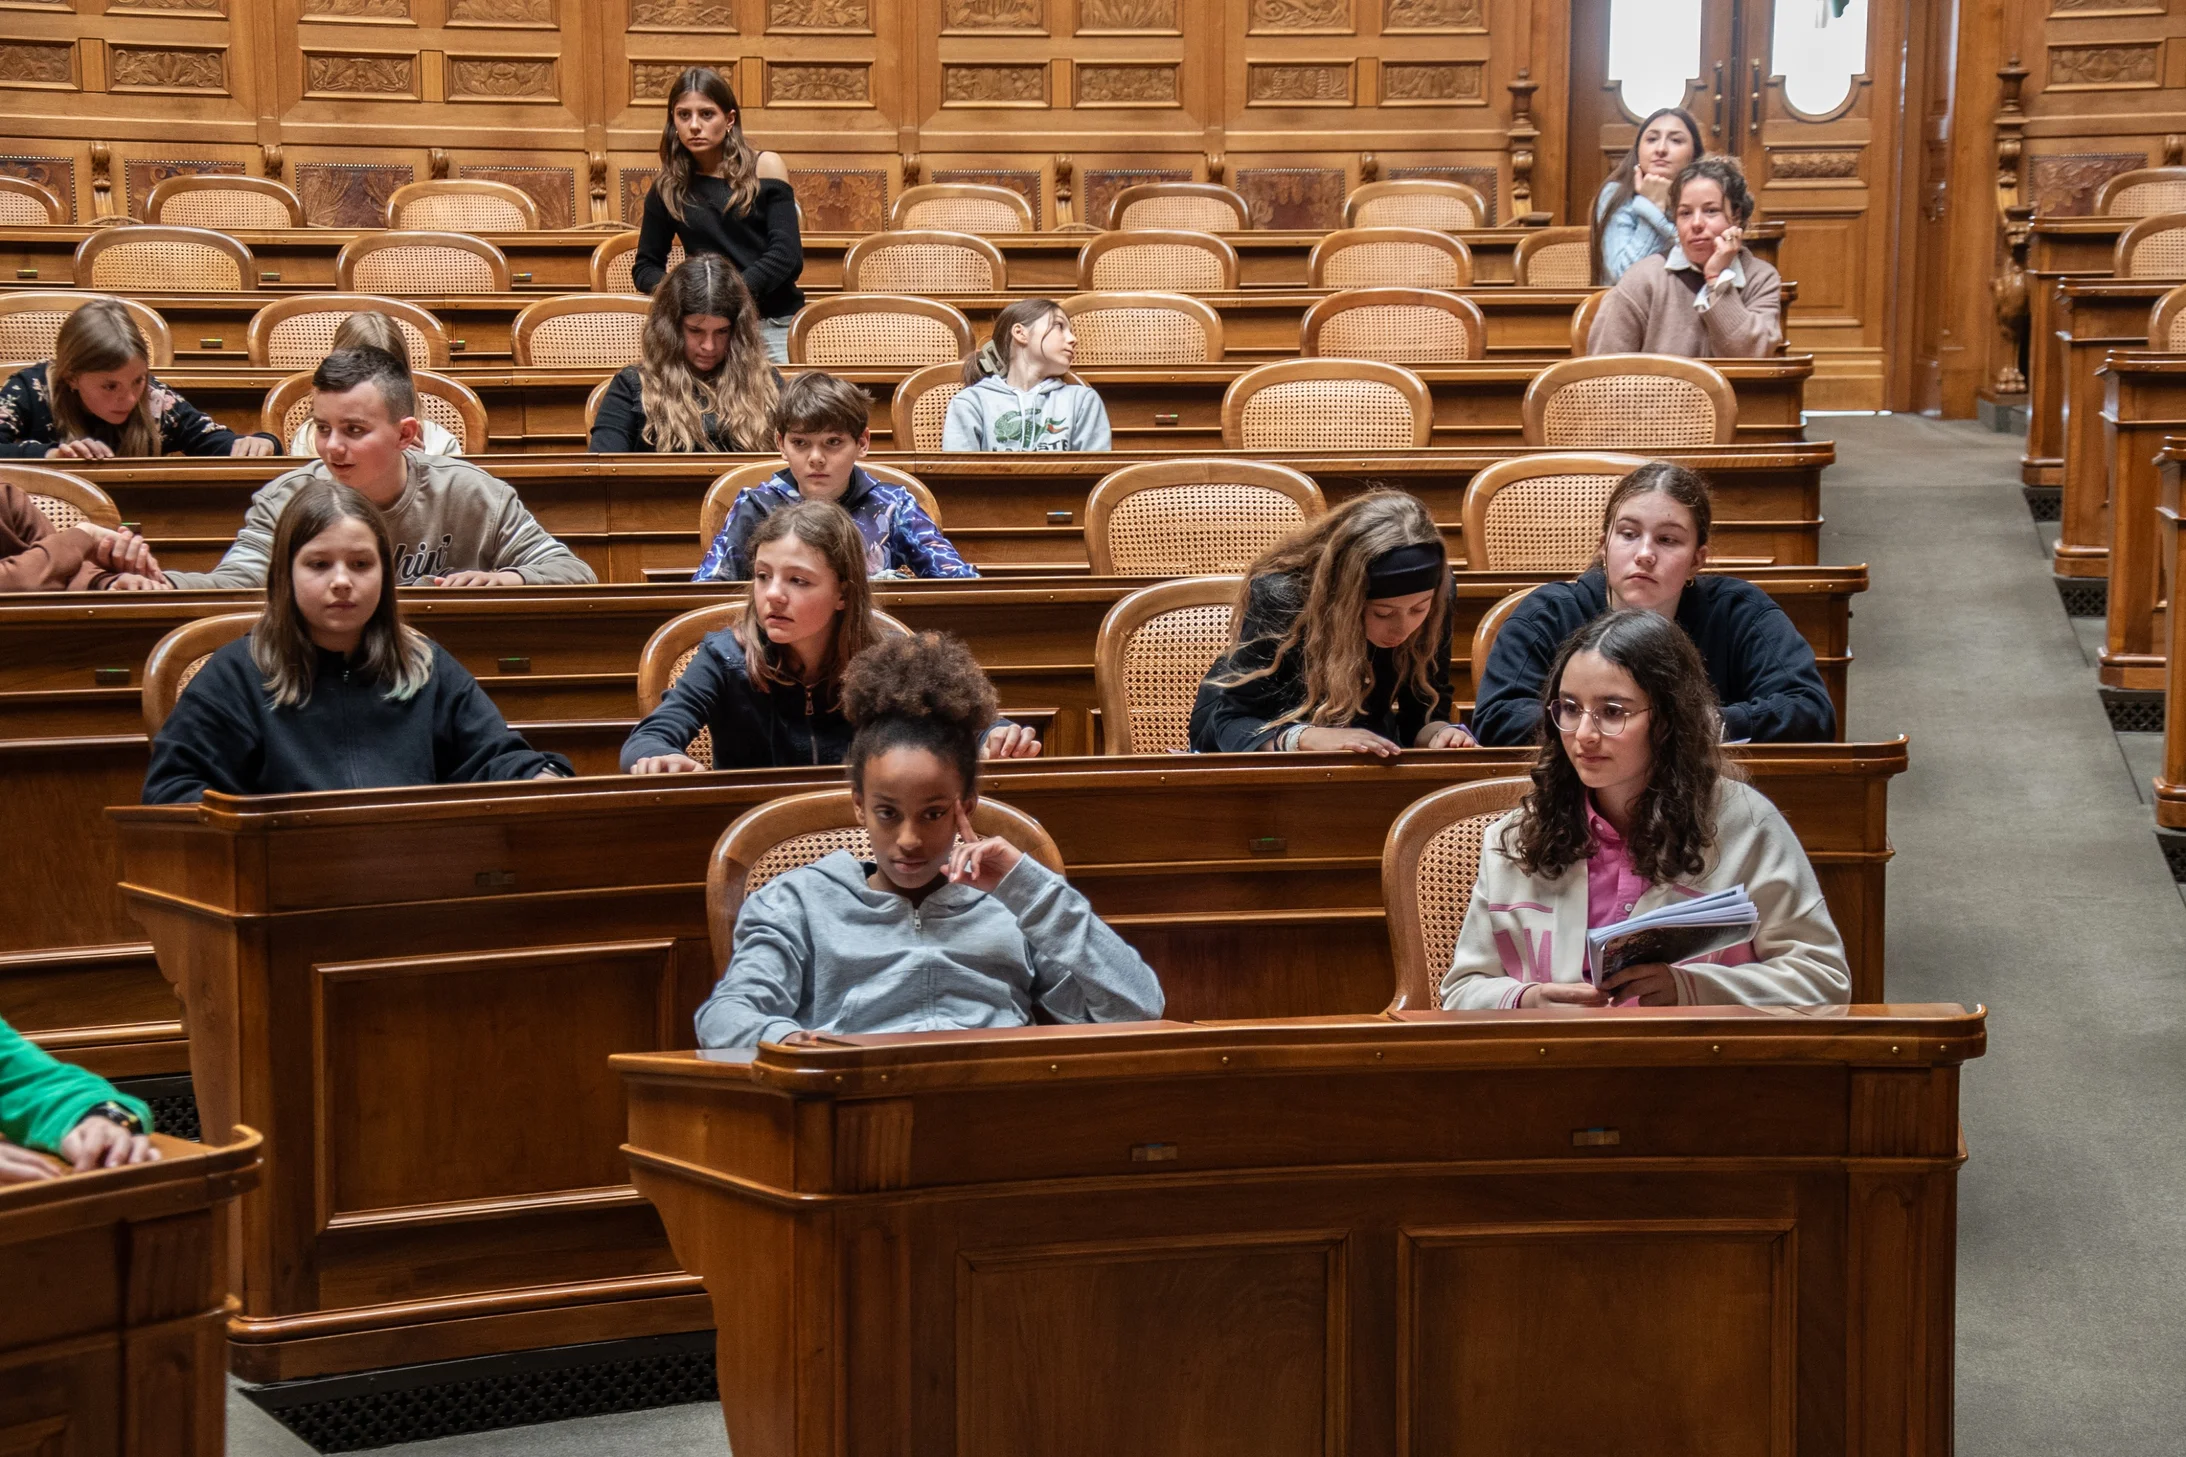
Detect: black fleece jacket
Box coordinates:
(143, 637, 570, 803)
(1470, 567, 1836, 747)
(632, 176, 805, 317)
(1188, 572, 1454, 753)
(619, 627, 850, 771)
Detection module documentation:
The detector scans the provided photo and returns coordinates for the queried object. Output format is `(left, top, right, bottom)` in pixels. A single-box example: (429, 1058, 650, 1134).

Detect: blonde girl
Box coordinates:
(942, 299, 1111, 452)
(1189, 490, 1470, 755)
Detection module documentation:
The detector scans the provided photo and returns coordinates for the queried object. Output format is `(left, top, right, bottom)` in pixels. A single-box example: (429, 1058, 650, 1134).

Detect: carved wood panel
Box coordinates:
(293, 160, 415, 228)
(0, 155, 78, 220)
(456, 163, 576, 228)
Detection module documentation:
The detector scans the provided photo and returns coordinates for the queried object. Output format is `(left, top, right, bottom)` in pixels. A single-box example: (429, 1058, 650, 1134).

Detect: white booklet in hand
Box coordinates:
(1584, 887, 1759, 985)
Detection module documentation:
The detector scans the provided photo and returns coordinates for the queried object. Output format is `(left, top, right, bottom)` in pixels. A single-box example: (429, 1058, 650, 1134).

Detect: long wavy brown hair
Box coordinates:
(51, 299, 159, 456)
(637, 255, 776, 452)
(1215, 490, 1449, 732)
(1588, 106, 1705, 286)
(654, 67, 760, 223)
(253, 480, 432, 709)
(738, 500, 879, 695)
(1503, 608, 1733, 884)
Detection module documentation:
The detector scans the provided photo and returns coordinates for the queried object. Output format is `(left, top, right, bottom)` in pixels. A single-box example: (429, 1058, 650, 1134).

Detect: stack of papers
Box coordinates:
(1584, 887, 1759, 985)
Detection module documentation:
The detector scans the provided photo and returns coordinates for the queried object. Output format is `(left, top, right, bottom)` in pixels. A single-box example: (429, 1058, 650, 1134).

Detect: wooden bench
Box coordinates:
(152, 356, 1815, 455)
(0, 1128, 262, 1454)
(63, 443, 1837, 579)
(2093, 350, 2186, 689)
(619, 1006, 1979, 1456)
(2025, 216, 2133, 489)
(2157, 438, 2186, 833)
(105, 742, 1906, 1380)
(0, 223, 1789, 296)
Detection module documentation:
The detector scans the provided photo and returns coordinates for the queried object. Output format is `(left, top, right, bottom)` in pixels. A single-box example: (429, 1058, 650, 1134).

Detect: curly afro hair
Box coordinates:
(842, 631, 999, 794)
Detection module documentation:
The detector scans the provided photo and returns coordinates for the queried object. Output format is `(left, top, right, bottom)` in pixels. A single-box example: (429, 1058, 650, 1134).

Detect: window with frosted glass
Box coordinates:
(1607, 0, 1703, 120)
(1773, 0, 1869, 116)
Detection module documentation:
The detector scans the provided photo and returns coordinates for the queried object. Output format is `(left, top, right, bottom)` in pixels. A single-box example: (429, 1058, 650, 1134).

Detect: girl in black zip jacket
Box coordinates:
(142, 481, 569, 804)
(621, 501, 1037, 773)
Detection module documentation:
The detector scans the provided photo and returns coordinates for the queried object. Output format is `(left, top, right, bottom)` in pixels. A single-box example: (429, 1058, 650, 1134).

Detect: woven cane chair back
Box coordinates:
(1309, 228, 1472, 290)
(143, 612, 258, 734)
(1062, 292, 1224, 365)
(1221, 359, 1433, 451)
(1080, 231, 1239, 293)
(789, 296, 975, 367)
(77, 226, 251, 292)
(3, 464, 119, 534)
(1111, 183, 1251, 233)
(1381, 778, 1533, 1009)
(1343, 179, 1490, 231)
(1086, 460, 1323, 576)
(246, 295, 451, 369)
(1094, 576, 1242, 754)
(890, 362, 969, 451)
(1522, 356, 1736, 449)
(0, 294, 173, 368)
(339, 233, 511, 295)
(892, 184, 1037, 234)
(2152, 285, 2186, 351)
(2097, 169, 2186, 218)
(1512, 227, 1594, 287)
(1459, 453, 1646, 571)
(2117, 214, 2186, 280)
(1299, 288, 1483, 363)
(512, 296, 650, 367)
(843, 231, 1006, 293)
(144, 175, 304, 230)
(590, 231, 686, 292)
(386, 179, 540, 232)
(1571, 289, 1610, 354)
(0, 177, 62, 226)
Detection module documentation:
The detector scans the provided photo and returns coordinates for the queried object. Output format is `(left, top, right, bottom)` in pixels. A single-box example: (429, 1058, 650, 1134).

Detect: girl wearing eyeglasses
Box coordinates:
(1441, 608, 1850, 1011)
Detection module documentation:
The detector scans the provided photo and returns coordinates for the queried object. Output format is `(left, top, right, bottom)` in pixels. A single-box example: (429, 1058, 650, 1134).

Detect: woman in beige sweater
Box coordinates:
(1585, 155, 1780, 359)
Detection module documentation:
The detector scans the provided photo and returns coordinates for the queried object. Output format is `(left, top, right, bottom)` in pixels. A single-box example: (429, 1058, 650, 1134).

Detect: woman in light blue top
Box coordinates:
(1590, 106, 1705, 286)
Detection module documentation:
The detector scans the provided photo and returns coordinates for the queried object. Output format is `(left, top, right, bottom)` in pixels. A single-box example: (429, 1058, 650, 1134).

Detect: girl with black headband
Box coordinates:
(1189, 490, 1470, 755)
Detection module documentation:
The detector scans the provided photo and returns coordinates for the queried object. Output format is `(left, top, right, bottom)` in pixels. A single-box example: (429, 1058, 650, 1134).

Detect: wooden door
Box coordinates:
(1566, 0, 1907, 409)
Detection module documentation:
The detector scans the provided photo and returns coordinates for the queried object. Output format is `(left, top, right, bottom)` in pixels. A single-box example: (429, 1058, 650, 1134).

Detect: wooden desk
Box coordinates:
(2056, 278, 2165, 579)
(1, 568, 1863, 1084)
(0, 1128, 261, 1455)
(68, 442, 1836, 580)
(616, 1006, 1982, 1457)
(2158, 440, 2186, 832)
(2096, 352, 2186, 689)
(39, 287, 1603, 367)
(2026, 217, 2130, 488)
(158, 355, 1814, 456)
(0, 224, 1790, 297)
(108, 745, 1905, 1379)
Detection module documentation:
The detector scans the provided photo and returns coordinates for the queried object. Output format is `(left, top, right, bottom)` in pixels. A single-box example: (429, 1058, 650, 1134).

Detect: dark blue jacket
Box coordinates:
(1470, 567, 1836, 746)
(143, 637, 568, 803)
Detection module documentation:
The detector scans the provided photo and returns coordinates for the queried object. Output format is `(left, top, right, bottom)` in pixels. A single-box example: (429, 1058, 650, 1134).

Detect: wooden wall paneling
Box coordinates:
(0, 0, 259, 148)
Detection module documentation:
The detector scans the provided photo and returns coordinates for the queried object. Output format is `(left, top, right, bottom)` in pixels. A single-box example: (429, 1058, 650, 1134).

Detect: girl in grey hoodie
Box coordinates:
(941, 299, 1112, 452)
(694, 632, 1161, 1050)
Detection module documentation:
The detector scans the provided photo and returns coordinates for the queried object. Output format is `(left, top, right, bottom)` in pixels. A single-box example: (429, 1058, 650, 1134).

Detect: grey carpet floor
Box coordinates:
(228, 414, 2185, 1455)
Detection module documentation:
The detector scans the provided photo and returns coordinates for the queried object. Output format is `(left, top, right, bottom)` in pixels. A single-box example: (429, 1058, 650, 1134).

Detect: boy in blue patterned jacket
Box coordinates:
(695, 372, 975, 582)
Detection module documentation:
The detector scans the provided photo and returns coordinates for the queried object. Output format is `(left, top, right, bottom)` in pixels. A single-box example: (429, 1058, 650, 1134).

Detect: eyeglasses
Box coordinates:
(1550, 698, 1650, 737)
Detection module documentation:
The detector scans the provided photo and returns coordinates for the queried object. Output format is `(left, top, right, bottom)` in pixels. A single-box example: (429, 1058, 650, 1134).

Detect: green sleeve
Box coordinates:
(0, 1018, 150, 1153)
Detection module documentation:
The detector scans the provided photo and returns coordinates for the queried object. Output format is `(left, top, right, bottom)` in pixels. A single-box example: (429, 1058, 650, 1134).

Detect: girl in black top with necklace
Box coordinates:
(634, 67, 804, 364)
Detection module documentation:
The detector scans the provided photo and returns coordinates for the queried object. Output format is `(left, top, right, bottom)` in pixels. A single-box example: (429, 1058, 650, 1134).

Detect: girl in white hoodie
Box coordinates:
(941, 299, 1111, 452)
(1441, 608, 1850, 1011)
(694, 631, 1161, 1049)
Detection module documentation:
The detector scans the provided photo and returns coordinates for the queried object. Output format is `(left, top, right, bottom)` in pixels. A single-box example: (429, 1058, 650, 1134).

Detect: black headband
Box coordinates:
(1366, 541, 1446, 599)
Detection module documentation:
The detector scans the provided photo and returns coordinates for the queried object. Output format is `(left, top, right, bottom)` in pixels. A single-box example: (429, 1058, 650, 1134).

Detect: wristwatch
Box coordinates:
(87, 1100, 144, 1135)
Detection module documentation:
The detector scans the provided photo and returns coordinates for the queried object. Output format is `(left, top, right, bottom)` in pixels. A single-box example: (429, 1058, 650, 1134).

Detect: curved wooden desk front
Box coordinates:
(616, 1008, 1983, 1457)
(0, 1127, 262, 1456)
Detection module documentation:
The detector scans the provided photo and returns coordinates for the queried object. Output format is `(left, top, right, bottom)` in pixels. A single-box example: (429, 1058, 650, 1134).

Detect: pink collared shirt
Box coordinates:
(1579, 799, 1754, 1005)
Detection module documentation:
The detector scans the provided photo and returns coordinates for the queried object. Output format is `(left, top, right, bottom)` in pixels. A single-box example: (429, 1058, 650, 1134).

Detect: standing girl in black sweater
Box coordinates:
(143, 481, 569, 803)
(634, 67, 803, 364)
